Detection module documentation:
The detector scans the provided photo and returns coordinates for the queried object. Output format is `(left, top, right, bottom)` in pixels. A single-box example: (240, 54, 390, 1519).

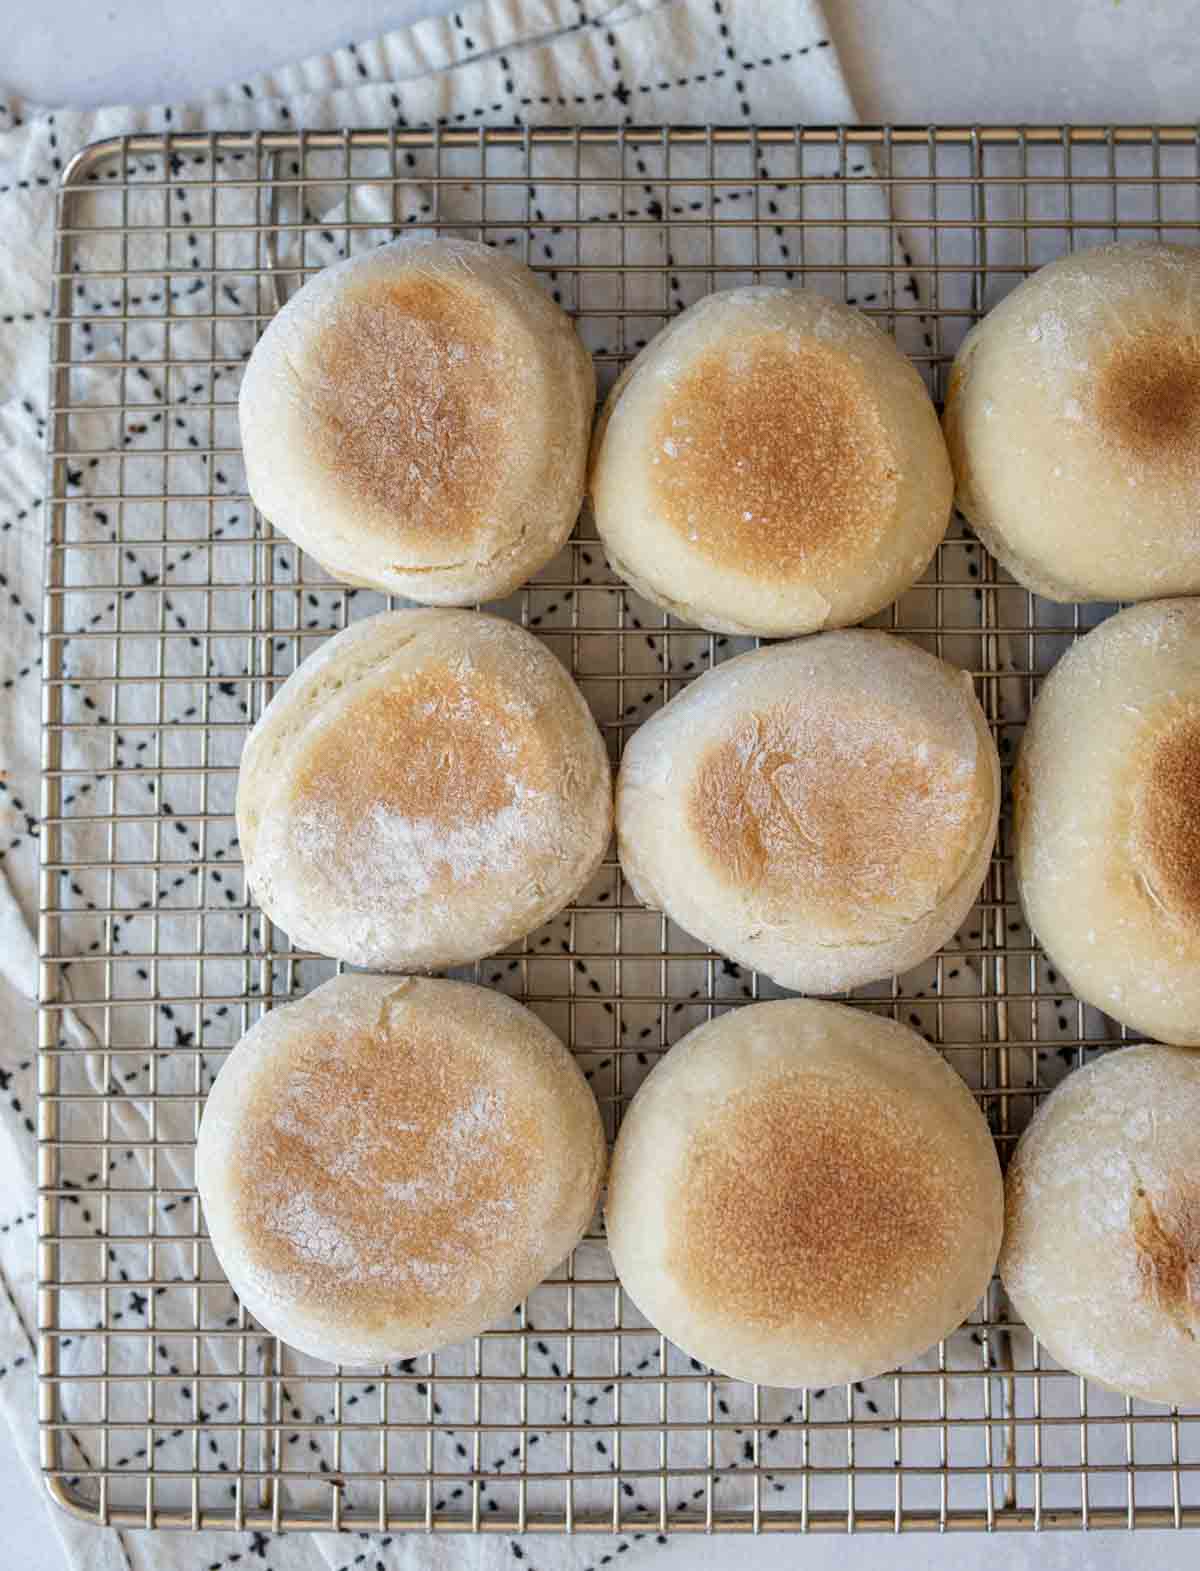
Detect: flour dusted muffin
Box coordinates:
(239, 235, 595, 603)
(197, 975, 606, 1365)
(237, 609, 612, 969)
(616, 630, 999, 992)
(944, 243, 1200, 601)
(589, 285, 953, 636)
(1013, 598, 1200, 1045)
(606, 1000, 1002, 1388)
(1001, 1044, 1200, 1405)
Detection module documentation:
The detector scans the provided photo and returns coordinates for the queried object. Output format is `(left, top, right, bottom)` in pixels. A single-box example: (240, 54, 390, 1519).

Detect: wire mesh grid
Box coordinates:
(36, 124, 1200, 1535)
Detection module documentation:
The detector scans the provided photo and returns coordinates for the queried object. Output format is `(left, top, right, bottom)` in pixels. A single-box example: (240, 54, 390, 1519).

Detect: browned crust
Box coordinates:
(291, 664, 551, 880)
(1134, 705, 1200, 928)
(1092, 331, 1200, 469)
(304, 274, 516, 539)
(1131, 1180, 1200, 1337)
(688, 702, 984, 931)
(648, 334, 899, 578)
(231, 1014, 545, 1329)
(667, 1072, 955, 1332)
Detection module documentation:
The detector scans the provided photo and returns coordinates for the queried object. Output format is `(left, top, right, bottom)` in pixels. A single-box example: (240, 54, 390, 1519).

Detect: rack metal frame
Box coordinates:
(38, 124, 1200, 1535)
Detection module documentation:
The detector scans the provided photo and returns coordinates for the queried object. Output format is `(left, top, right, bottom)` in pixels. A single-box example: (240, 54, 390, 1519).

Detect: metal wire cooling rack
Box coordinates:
(38, 125, 1200, 1537)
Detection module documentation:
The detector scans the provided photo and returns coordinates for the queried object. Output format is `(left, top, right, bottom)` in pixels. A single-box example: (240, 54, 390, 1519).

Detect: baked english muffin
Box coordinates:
(237, 609, 612, 969)
(198, 975, 606, 1365)
(589, 285, 953, 635)
(239, 235, 595, 603)
(606, 1000, 1002, 1387)
(945, 242, 1200, 601)
(616, 630, 999, 992)
(1013, 598, 1200, 1044)
(1002, 1043, 1200, 1405)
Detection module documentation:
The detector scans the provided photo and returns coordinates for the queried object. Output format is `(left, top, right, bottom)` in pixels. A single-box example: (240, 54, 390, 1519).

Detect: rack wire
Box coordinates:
(37, 125, 1200, 1536)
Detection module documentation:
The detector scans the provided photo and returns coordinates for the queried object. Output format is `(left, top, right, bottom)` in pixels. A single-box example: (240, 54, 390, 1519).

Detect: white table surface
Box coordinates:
(11, 1, 1200, 1566)
(7, 0, 1200, 122)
